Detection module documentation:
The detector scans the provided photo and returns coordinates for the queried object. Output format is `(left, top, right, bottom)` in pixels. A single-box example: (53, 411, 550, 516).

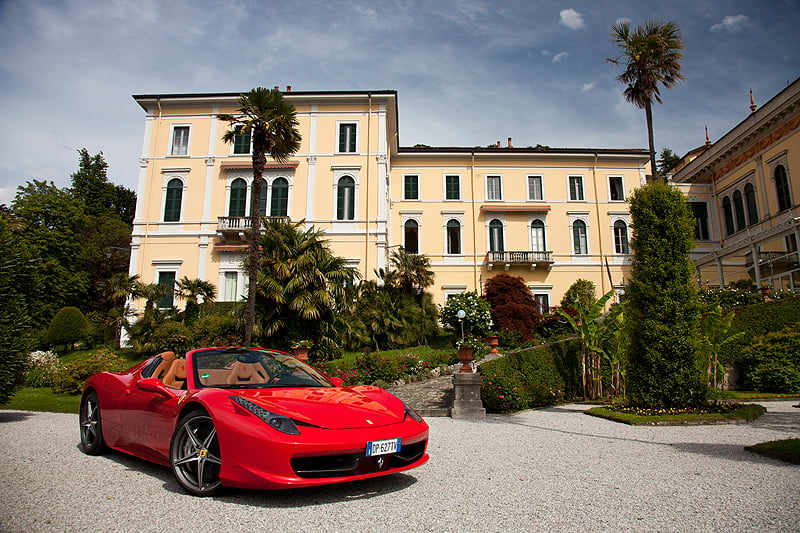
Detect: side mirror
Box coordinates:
(136, 377, 172, 397)
(329, 377, 344, 387)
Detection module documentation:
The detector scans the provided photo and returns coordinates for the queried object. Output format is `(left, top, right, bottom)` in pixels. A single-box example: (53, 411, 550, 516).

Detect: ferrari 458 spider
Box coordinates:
(79, 347, 429, 496)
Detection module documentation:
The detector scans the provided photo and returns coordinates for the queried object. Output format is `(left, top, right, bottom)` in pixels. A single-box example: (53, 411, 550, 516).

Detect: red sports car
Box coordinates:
(79, 347, 429, 496)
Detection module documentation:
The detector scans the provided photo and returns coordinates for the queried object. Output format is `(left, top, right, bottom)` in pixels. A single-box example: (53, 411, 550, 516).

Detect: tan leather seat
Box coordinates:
(163, 359, 186, 389)
(149, 351, 176, 381)
(226, 361, 268, 385)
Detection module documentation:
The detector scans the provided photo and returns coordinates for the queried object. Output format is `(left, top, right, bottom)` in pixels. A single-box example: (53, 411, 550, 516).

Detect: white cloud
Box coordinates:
(615, 17, 632, 26)
(559, 8, 585, 30)
(0, 187, 14, 206)
(552, 51, 569, 63)
(580, 81, 597, 93)
(711, 15, 751, 33)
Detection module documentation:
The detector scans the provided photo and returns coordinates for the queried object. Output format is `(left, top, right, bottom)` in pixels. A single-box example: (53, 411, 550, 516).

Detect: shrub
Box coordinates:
(747, 362, 800, 393)
(479, 345, 566, 413)
(497, 328, 524, 348)
(24, 350, 59, 388)
(192, 314, 241, 347)
(561, 279, 596, 313)
(150, 321, 192, 355)
(484, 274, 540, 340)
(47, 307, 89, 350)
(52, 349, 127, 395)
(354, 352, 405, 384)
(439, 291, 492, 337)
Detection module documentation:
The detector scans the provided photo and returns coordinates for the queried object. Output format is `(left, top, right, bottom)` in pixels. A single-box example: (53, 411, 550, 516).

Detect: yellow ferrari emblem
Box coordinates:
(199, 449, 207, 458)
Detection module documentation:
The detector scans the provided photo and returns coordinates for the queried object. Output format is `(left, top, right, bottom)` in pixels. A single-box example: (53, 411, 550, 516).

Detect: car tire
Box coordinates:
(79, 391, 107, 455)
(170, 411, 223, 496)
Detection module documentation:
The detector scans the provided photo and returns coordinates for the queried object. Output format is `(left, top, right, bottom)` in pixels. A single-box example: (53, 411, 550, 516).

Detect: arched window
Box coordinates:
(404, 220, 419, 254)
(337, 176, 355, 220)
(722, 196, 734, 236)
(257, 179, 268, 215)
(531, 219, 546, 252)
(271, 178, 288, 216)
(613, 220, 629, 254)
(164, 178, 183, 222)
(733, 189, 746, 232)
(489, 219, 504, 252)
(775, 165, 792, 212)
(744, 183, 759, 226)
(447, 219, 461, 254)
(572, 220, 587, 255)
(229, 178, 247, 218)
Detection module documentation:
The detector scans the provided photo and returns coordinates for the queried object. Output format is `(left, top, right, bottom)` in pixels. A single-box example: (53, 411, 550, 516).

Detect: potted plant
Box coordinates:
(485, 331, 500, 355)
(456, 335, 482, 373)
(290, 340, 313, 361)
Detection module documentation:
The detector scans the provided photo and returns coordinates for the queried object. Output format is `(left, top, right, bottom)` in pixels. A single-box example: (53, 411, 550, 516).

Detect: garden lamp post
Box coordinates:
(457, 309, 466, 341)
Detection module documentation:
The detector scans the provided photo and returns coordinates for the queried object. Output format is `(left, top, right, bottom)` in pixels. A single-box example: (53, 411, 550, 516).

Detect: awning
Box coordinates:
(213, 243, 249, 252)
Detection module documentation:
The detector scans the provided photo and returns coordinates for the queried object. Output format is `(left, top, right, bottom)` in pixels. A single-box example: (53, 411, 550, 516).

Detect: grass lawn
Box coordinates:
(1, 388, 81, 414)
(745, 438, 800, 464)
(585, 403, 767, 425)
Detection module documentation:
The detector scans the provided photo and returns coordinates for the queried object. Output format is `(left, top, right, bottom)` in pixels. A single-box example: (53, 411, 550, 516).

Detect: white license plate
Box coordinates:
(366, 438, 401, 457)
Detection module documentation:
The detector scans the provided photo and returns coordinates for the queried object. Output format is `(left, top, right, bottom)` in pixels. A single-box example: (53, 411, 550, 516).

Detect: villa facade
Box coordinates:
(129, 89, 650, 314)
(671, 77, 800, 292)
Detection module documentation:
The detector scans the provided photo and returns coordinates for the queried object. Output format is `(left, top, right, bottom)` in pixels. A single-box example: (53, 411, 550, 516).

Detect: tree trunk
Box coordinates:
(645, 102, 658, 181)
(243, 130, 268, 346)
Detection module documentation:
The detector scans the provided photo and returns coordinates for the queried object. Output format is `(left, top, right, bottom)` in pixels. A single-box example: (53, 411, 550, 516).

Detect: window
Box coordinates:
(489, 219, 504, 252)
(223, 272, 238, 301)
(171, 126, 189, 156)
(744, 183, 759, 226)
(528, 175, 543, 200)
(270, 178, 289, 216)
(609, 176, 624, 201)
(722, 196, 734, 236)
(569, 176, 584, 201)
(404, 220, 419, 254)
(775, 165, 792, 212)
(533, 294, 550, 315)
(164, 178, 183, 222)
(338, 123, 357, 153)
(613, 220, 629, 254)
(690, 202, 710, 241)
(232, 125, 251, 155)
(446, 219, 461, 254)
(786, 234, 798, 254)
(337, 176, 355, 220)
(229, 178, 247, 218)
(572, 220, 588, 255)
(157, 271, 176, 309)
(531, 219, 546, 251)
(445, 175, 461, 200)
(404, 175, 419, 200)
(257, 179, 268, 215)
(486, 175, 502, 200)
(733, 190, 746, 232)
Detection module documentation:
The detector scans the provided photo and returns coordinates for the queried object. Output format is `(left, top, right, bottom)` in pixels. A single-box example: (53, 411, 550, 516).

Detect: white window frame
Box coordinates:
(528, 214, 548, 252)
(610, 215, 631, 255)
(444, 174, 462, 201)
(486, 174, 503, 201)
(332, 167, 360, 224)
(336, 121, 359, 154)
(486, 214, 506, 252)
(443, 285, 468, 300)
(152, 260, 182, 309)
(169, 124, 191, 156)
(608, 175, 625, 202)
(527, 175, 544, 201)
(230, 123, 252, 155)
(267, 174, 292, 217)
(401, 213, 422, 253)
(161, 172, 187, 224)
(443, 214, 464, 257)
(568, 175, 585, 201)
(568, 212, 590, 256)
(528, 285, 553, 315)
(403, 174, 420, 201)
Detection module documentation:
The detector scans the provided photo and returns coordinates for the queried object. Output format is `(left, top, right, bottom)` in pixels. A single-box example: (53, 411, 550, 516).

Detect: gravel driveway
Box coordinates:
(1, 402, 798, 532)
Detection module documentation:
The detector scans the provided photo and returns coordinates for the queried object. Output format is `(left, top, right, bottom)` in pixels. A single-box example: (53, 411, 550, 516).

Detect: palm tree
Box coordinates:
(135, 281, 171, 313)
(102, 272, 140, 348)
(176, 276, 217, 325)
(607, 20, 685, 181)
(218, 88, 302, 345)
(385, 249, 435, 297)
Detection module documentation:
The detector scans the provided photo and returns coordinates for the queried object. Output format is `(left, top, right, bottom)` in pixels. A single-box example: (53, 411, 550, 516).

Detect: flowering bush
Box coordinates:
(439, 292, 492, 337)
(51, 349, 127, 395)
(25, 350, 59, 388)
(291, 339, 314, 349)
(456, 334, 483, 350)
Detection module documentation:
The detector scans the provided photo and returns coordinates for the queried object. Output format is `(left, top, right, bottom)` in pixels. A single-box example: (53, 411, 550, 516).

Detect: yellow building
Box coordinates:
(130, 89, 650, 313)
(672, 78, 800, 292)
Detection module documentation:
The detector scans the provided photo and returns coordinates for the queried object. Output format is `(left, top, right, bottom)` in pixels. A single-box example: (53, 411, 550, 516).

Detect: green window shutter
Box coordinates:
(271, 178, 288, 216)
(157, 271, 176, 309)
(229, 179, 247, 217)
(164, 179, 182, 222)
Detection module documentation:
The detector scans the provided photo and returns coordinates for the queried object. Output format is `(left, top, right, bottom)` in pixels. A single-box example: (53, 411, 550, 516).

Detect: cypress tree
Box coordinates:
(626, 182, 707, 408)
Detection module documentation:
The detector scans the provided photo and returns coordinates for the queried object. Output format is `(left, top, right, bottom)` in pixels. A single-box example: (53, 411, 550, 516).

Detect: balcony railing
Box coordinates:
(486, 250, 554, 271)
(216, 216, 290, 241)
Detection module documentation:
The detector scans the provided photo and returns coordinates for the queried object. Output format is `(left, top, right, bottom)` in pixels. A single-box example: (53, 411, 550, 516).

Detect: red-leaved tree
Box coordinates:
(484, 273, 540, 341)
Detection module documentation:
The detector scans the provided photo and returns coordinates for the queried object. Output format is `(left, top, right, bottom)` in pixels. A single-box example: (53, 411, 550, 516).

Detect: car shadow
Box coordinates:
(99, 448, 419, 502)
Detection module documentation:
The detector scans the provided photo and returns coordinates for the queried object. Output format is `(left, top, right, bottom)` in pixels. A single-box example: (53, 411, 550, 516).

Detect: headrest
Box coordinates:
(236, 352, 262, 364)
(158, 351, 176, 362)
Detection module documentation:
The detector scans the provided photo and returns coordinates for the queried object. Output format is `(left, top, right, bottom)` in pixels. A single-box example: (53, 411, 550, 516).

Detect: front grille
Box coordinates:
(291, 439, 427, 478)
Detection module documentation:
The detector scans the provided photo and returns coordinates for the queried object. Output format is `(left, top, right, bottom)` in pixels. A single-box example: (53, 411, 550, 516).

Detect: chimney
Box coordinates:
(508, 137, 513, 148)
(496, 141, 501, 148)
(286, 85, 292, 92)
(749, 88, 757, 113)
(705, 126, 711, 148)
(274, 86, 280, 91)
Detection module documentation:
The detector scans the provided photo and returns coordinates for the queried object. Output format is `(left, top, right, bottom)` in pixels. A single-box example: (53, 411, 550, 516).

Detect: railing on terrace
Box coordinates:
(216, 216, 290, 241)
(486, 250, 554, 271)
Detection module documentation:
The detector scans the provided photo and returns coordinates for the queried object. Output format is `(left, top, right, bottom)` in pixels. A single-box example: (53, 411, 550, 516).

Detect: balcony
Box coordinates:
(486, 250, 554, 271)
(216, 216, 289, 241)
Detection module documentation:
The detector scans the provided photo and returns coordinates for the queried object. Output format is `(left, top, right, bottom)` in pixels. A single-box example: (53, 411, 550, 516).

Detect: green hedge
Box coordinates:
(479, 345, 567, 413)
(721, 296, 800, 367)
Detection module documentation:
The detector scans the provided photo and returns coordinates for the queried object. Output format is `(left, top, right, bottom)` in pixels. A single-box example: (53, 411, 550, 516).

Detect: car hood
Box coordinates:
(235, 386, 407, 429)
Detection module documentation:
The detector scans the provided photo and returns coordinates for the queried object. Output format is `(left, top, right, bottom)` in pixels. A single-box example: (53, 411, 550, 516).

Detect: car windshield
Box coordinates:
(191, 347, 334, 389)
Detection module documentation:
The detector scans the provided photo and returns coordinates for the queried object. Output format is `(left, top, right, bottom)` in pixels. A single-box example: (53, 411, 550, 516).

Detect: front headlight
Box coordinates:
(231, 396, 301, 435)
(404, 403, 423, 423)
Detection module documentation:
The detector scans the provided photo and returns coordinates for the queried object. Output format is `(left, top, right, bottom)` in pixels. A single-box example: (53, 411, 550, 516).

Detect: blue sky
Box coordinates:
(1, 0, 798, 205)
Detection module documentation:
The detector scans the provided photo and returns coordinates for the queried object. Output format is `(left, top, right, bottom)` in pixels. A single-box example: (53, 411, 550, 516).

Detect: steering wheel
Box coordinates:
(268, 371, 293, 384)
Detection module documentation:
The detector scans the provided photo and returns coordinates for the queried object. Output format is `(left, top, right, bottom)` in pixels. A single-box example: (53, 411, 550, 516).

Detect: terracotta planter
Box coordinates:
(457, 346, 474, 373)
(292, 347, 310, 361)
(486, 335, 499, 355)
